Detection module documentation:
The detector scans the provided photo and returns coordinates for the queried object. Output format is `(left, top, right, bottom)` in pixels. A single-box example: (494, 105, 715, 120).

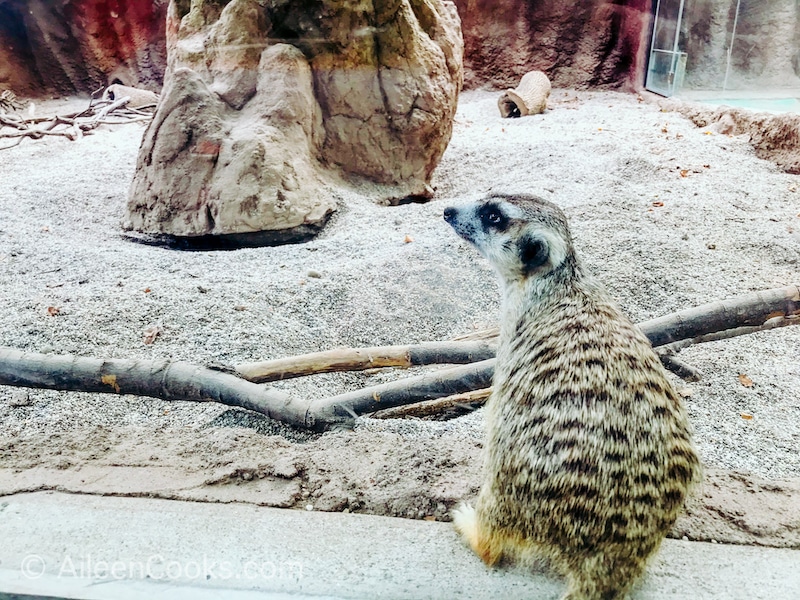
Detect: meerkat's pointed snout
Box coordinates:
(443, 204, 479, 245)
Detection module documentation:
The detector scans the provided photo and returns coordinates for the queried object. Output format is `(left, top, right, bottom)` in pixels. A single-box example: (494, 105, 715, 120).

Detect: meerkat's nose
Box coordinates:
(443, 206, 457, 222)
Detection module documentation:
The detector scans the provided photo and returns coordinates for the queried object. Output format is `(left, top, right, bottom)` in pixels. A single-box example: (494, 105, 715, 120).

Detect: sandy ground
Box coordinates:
(0, 90, 798, 547)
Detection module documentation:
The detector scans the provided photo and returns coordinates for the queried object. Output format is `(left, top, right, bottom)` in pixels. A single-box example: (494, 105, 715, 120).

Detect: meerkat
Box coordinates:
(443, 194, 700, 600)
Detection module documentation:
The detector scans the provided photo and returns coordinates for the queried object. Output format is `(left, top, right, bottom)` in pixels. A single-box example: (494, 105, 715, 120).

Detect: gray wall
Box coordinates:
(680, 0, 800, 91)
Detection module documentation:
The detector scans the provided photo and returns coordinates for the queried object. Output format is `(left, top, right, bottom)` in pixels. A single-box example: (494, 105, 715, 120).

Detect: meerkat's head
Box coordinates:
(443, 194, 578, 287)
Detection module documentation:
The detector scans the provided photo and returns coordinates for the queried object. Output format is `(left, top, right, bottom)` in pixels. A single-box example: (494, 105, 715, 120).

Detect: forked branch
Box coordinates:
(0, 286, 796, 430)
(308, 285, 799, 424)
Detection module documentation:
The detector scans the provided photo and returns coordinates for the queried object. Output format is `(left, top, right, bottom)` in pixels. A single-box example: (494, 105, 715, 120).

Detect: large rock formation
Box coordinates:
(293, 0, 463, 195)
(123, 0, 463, 245)
(124, 49, 333, 246)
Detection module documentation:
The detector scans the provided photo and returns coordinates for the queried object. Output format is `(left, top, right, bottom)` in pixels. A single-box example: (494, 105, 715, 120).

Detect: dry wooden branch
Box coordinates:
(0, 286, 796, 431)
(235, 341, 497, 383)
(0, 348, 335, 430)
(1, 129, 80, 141)
(0, 113, 27, 129)
(89, 95, 131, 123)
(236, 337, 700, 384)
(91, 116, 152, 126)
(657, 354, 703, 382)
(239, 284, 798, 385)
(364, 358, 701, 419)
(0, 95, 151, 150)
(657, 315, 798, 355)
(119, 104, 158, 116)
(306, 360, 496, 428)
(450, 286, 800, 344)
(639, 285, 800, 346)
(311, 285, 799, 422)
(451, 327, 499, 342)
(370, 387, 492, 419)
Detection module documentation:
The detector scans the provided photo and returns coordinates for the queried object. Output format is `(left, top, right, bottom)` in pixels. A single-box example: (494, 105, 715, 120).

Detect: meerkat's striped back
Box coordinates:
(445, 194, 700, 600)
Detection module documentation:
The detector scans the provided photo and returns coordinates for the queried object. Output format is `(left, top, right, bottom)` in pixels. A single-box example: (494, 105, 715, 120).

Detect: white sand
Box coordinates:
(0, 89, 798, 485)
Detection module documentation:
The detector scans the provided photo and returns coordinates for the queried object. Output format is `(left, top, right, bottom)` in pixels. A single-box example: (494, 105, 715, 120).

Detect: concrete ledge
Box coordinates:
(0, 492, 797, 599)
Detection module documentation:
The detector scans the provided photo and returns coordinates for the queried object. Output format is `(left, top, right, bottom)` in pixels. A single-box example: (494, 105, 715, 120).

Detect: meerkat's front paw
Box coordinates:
(452, 502, 478, 544)
(452, 502, 502, 566)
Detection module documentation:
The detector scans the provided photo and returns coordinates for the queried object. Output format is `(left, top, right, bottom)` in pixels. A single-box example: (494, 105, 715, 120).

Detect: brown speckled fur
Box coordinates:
(445, 194, 701, 600)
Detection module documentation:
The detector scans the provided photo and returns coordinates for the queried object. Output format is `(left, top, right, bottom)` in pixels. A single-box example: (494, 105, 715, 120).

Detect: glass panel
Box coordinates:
(680, 0, 736, 91)
(652, 0, 685, 51)
(646, 0, 686, 97)
(647, 50, 680, 95)
(675, 0, 800, 109)
(724, 0, 800, 91)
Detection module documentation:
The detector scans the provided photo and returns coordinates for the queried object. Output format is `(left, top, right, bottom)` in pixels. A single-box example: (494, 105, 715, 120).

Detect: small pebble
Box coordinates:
(305, 504, 314, 511)
(307, 270, 322, 279)
(9, 390, 33, 407)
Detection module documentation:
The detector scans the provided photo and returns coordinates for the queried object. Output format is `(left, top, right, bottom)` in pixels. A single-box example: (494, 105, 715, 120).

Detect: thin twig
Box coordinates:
(0, 137, 24, 150)
(0, 94, 151, 150)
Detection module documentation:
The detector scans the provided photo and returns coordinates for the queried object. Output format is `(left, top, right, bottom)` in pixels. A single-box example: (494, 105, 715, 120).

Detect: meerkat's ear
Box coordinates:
(519, 234, 549, 274)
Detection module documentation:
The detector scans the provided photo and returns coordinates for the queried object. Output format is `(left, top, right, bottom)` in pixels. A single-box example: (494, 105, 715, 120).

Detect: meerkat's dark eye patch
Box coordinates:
(519, 235, 549, 272)
(477, 203, 509, 231)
